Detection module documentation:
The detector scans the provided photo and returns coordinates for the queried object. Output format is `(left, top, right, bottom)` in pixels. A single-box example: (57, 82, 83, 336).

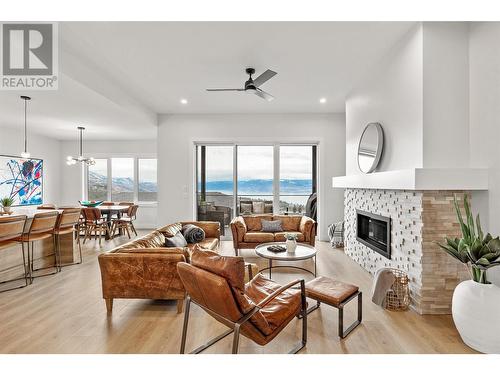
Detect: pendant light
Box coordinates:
(66, 126, 96, 166)
(20, 95, 31, 159)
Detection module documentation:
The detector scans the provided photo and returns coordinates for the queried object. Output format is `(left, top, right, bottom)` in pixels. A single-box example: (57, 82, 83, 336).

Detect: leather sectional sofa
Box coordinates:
(98, 221, 220, 314)
(230, 214, 315, 255)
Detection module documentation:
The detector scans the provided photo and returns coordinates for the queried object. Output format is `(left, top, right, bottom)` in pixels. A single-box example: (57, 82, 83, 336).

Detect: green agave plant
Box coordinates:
(437, 194, 500, 284)
(0, 197, 14, 207)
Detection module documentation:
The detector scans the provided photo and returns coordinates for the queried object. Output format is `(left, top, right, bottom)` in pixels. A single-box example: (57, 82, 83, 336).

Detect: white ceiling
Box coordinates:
(0, 22, 415, 140)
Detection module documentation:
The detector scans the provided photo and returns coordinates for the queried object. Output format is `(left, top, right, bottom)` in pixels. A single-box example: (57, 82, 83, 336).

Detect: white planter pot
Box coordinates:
(452, 280, 500, 353)
(2, 206, 12, 214)
(286, 239, 297, 254)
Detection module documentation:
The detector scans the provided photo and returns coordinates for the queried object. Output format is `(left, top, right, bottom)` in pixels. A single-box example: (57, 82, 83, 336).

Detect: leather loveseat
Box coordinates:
(97, 221, 220, 314)
(230, 215, 315, 256)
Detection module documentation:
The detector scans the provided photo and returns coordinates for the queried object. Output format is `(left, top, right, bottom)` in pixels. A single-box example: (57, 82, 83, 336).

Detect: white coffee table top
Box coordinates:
(255, 242, 317, 261)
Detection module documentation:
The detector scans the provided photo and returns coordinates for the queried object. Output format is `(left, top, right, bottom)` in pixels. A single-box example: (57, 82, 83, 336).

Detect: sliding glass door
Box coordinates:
(196, 143, 317, 237)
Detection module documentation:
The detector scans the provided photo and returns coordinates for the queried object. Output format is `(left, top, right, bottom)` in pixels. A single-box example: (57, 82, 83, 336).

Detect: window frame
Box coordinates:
(85, 155, 158, 206)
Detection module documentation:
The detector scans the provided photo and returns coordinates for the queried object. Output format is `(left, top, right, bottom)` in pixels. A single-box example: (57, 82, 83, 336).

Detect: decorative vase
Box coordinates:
(452, 280, 500, 353)
(286, 239, 297, 254)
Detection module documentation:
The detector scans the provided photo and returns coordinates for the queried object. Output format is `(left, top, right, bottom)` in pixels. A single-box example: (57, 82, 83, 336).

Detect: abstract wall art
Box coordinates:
(0, 155, 43, 206)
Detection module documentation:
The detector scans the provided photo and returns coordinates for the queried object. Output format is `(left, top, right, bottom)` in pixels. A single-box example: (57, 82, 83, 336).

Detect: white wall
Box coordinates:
(469, 22, 500, 233)
(157, 114, 346, 241)
(345, 24, 424, 175)
(59, 139, 158, 229)
(0, 127, 61, 205)
(423, 22, 470, 168)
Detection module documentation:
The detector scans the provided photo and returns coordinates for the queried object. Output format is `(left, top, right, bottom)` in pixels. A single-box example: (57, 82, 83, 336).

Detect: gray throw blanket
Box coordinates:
(182, 224, 205, 244)
(371, 268, 396, 306)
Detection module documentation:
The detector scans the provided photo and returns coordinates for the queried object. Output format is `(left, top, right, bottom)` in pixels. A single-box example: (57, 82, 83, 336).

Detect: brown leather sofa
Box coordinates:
(230, 214, 315, 255)
(98, 221, 220, 314)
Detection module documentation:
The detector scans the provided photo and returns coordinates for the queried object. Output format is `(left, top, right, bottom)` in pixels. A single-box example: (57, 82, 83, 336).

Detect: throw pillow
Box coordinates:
(261, 219, 282, 232)
(252, 201, 265, 214)
(164, 231, 188, 247)
(240, 203, 252, 214)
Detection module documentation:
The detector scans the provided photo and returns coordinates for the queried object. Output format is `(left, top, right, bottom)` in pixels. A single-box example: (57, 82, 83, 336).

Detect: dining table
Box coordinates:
(94, 205, 130, 240)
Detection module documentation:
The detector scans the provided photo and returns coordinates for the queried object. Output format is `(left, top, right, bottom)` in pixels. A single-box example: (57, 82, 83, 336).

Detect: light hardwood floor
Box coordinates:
(0, 230, 475, 354)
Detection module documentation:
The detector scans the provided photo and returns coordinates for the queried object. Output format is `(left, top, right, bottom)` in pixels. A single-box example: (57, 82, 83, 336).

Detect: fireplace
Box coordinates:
(356, 209, 391, 259)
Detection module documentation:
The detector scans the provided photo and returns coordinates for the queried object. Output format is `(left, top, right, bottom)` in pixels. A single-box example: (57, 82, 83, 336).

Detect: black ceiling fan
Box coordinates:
(206, 68, 277, 101)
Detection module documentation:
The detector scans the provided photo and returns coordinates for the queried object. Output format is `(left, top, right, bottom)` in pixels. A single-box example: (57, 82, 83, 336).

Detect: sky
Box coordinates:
(204, 145, 313, 181)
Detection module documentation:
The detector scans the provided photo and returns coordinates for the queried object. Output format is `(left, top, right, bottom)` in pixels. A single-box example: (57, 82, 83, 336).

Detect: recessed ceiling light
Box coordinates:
(319, 97, 327, 104)
(180, 98, 188, 105)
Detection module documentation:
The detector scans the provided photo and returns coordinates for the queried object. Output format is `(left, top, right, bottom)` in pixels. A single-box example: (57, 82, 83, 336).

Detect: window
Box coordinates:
(87, 159, 108, 201)
(279, 145, 315, 214)
(111, 158, 134, 202)
(237, 145, 274, 214)
(86, 157, 157, 203)
(196, 146, 234, 233)
(138, 158, 158, 202)
(196, 144, 317, 237)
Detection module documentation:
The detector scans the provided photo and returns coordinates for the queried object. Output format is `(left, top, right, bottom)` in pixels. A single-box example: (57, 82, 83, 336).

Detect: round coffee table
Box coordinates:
(255, 242, 317, 280)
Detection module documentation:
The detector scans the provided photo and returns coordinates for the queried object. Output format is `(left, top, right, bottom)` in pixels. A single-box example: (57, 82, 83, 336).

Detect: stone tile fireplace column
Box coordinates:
(344, 188, 469, 314)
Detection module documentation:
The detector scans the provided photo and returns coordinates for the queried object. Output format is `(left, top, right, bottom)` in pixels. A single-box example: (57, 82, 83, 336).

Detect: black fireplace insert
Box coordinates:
(356, 210, 391, 259)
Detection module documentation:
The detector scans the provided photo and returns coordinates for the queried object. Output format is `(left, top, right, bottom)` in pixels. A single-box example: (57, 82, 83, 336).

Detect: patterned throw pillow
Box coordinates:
(261, 219, 282, 232)
(165, 231, 188, 247)
(328, 221, 345, 248)
(252, 201, 265, 214)
(240, 203, 252, 214)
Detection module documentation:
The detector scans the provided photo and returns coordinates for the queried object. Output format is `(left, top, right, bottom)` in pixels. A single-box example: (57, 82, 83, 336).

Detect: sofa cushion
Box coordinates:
(252, 201, 265, 214)
(158, 222, 182, 237)
(127, 230, 165, 249)
(244, 231, 274, 243)
(243, 215, 272, 231)
(187, 238, 218, 251)
(261, 219, 282, 233)
(273, 215, 301, 231)
(274, 231, 305, 242)
(240, 203, 252, 214)
(165, 231, 188, 247)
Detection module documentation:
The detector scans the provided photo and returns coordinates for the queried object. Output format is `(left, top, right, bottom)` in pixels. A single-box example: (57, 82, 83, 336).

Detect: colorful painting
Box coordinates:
(0, 156, 43, 206)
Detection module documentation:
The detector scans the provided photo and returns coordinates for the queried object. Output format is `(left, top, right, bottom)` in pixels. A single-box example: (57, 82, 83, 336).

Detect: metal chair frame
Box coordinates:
(180, 279, 307, 354)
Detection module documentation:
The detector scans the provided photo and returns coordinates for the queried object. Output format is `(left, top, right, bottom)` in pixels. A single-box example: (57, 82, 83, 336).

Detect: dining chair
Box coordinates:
(18, 211, 59, 280)
(110, 204, 139, 239)
(101, 202, 115, 206)
(0, 215, 29, 292)
(118, 202, 134, 206)
(82, 207, 110, 245)
(55, 208, 82, 269)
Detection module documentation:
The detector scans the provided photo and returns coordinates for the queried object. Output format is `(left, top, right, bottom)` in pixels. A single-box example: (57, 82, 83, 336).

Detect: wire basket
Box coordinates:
(385, 268, 410, 311)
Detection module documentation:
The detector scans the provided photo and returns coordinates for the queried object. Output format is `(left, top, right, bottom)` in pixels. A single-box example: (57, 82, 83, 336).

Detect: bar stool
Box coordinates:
(55, 208, 82, 269)
(19, 211, 59, 280)
(0, 215, 29, 292)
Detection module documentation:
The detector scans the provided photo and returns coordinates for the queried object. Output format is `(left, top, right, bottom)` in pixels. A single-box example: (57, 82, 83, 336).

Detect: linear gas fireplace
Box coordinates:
(356, 210, 391, 259)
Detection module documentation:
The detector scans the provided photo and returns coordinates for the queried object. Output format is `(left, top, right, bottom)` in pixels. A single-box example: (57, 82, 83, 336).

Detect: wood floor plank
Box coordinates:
(0, 230, 476, 354)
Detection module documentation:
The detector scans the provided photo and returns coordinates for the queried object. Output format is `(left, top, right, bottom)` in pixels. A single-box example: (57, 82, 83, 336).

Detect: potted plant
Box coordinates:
(437, 194, 500, 353)
(284, 232, 298, 253)
(0, 197, 14, 214)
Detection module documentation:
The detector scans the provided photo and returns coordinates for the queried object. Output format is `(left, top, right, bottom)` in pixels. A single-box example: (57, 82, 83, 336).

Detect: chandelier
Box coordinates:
(66, 126, 96, 166)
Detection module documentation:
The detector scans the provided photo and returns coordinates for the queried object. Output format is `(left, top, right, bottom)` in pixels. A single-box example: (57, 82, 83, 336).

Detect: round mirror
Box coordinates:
(357, 122, 384, 174)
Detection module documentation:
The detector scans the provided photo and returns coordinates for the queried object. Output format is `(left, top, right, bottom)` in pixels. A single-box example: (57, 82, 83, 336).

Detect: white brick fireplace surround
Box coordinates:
(333, 169, 488, 314)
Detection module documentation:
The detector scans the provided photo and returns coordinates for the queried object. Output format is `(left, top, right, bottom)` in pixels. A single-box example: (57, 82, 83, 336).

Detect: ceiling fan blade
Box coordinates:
(206, 88, 244, 91)
(254, 88, 274, 101)
(253, 69, 277, 87)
